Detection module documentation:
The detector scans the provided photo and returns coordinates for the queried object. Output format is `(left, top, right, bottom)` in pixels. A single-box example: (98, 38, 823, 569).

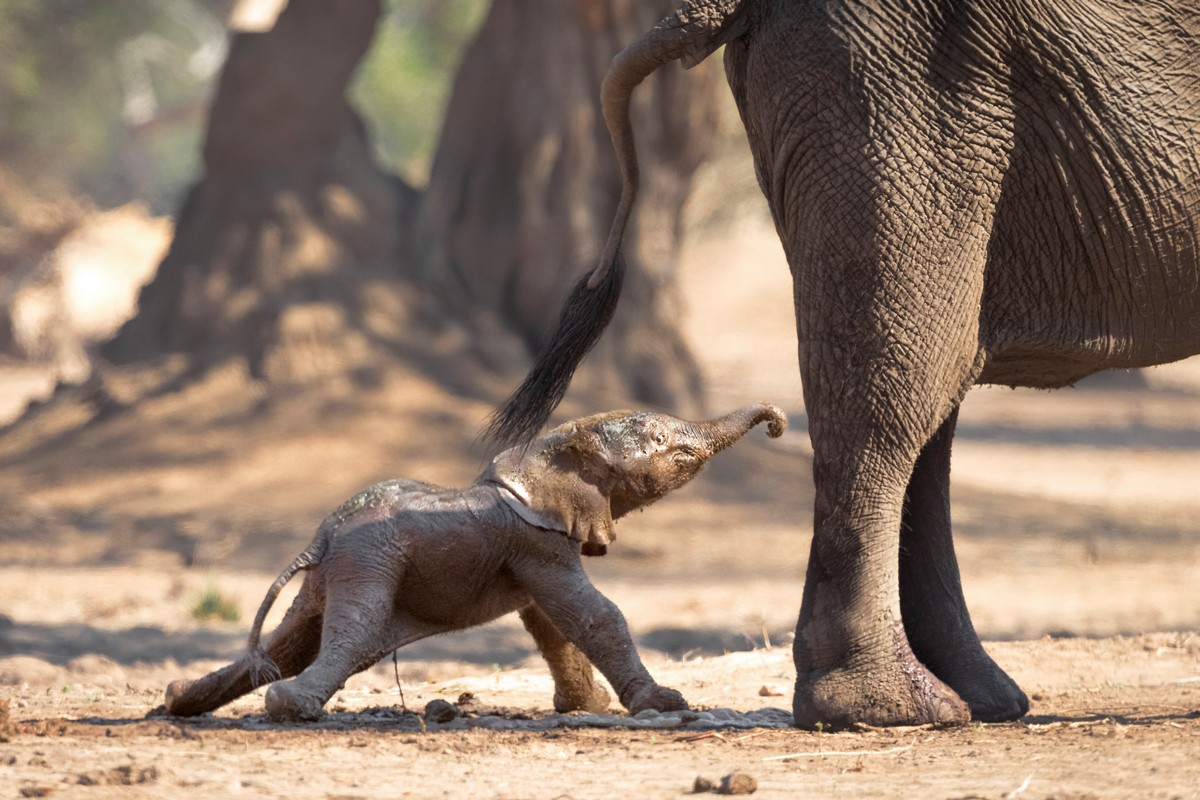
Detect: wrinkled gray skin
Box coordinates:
(492, 1, 1200, 728)
(163, 403, 787, 722)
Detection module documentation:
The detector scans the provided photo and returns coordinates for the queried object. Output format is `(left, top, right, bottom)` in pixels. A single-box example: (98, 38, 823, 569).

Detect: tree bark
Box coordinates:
(102, 0, 721, 412)
(416, 0, 724, 413)
(103, 0, 416, 385)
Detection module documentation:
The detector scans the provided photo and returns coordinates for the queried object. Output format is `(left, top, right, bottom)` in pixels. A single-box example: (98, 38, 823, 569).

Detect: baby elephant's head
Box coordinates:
(485, 403, 787, 555)
(587, 403, 788, 517)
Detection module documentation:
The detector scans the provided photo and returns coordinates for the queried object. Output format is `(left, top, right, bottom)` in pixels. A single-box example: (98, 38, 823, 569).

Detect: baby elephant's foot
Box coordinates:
(626, 684, 689, 715)
(264, 680, 326, 722)
(163, 678, 196, 715)
(554, 681, 611, 714)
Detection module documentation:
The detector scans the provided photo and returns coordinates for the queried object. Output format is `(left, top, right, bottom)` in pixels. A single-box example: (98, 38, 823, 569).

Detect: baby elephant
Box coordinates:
(163, 403, 787, 722)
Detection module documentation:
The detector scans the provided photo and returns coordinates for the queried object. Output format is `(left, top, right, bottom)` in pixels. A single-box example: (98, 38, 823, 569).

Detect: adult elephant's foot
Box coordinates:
(792, 623, 970, 729)
(793, 662, 970, 729)
(913, 640, 1029, 722)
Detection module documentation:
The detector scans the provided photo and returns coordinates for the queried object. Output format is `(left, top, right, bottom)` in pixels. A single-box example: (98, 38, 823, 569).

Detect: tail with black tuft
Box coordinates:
(484, 252, 627, 452)
(483, 2, 741, 453)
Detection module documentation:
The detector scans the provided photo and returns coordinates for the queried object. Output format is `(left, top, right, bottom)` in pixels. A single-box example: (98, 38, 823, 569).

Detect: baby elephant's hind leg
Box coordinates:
(520, 604, 610, 713)
(264, 583, 395, 722)
(164, 591, 323, 717)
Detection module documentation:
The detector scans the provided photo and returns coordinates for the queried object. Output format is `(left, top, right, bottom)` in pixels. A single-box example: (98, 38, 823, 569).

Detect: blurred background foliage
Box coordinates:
(352, 0, 487, 184)
(0, 0, 487, 219)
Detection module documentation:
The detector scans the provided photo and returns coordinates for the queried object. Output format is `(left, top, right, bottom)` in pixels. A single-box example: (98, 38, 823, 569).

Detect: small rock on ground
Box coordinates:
(718, 772, 757, 795)
(423, 699, 460, 724)
(692, 772, 757, 795)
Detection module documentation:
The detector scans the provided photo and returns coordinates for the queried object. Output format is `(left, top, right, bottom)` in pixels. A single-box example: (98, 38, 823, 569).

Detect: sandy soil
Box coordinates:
(1, 208, 1199, 798)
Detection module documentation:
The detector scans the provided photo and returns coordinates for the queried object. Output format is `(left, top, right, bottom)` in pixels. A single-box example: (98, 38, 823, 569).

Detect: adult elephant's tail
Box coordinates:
(485, 0, 750, 451)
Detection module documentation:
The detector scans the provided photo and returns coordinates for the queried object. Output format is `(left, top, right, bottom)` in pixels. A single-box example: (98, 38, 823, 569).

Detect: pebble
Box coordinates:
(423, 699, 460, 724)
(718, 772, 757, 795)
(692, 772, 758, 795)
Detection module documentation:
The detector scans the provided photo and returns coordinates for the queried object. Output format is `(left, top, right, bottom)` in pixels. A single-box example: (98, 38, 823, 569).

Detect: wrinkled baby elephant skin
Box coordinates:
(488, 0, 1200, 728)
(162, 404, 787, 722)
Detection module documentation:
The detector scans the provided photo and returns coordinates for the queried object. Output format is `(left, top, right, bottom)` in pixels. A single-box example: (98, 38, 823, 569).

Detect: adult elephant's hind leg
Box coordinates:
(792, 415, 971, 729)
(519, 604, 610, 713)
(791, 306, 984, 729)
(900, 407, 1029, 721)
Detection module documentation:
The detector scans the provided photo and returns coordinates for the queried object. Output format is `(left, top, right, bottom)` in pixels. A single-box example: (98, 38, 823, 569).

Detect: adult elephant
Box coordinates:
(488, 0, 1200, 728)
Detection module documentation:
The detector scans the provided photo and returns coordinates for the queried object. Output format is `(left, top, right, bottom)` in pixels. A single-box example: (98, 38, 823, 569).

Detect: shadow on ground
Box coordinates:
(0, 615, 796, 668)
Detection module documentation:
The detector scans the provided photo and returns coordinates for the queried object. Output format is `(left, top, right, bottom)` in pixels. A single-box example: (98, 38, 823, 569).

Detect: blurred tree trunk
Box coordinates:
(103, 0, 721, 412)
(103, 0, 415, 385)
(416, 0, 724, 414)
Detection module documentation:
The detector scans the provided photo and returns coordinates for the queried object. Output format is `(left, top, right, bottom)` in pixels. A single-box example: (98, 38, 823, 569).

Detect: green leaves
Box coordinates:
(349, 0, 486, 183)
(0, 0, 486, 214)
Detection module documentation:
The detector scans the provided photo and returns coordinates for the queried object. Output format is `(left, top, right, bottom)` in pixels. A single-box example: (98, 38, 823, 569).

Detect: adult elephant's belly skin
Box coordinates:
(974, 237, 1200, 391)
(973, 25, 1200, 389)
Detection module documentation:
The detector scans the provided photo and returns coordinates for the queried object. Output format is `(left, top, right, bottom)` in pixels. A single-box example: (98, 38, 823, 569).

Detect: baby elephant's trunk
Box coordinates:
(689, 402, 788, 455)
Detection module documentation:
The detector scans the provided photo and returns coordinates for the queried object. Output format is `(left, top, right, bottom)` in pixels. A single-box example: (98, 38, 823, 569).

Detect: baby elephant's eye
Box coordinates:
(654, 433, 666, 445)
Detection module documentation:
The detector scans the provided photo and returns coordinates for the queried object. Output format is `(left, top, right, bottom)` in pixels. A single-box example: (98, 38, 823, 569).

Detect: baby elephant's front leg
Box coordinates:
(519, 604, 611, 713)
(523, 565, 686, 715)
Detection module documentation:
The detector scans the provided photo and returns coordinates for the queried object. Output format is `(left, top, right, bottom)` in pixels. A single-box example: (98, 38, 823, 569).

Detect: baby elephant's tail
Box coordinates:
(246, 537, 327, 687)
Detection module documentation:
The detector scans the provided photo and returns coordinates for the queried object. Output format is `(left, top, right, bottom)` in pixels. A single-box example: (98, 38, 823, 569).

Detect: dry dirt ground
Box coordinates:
(1, 213, 1199, 799)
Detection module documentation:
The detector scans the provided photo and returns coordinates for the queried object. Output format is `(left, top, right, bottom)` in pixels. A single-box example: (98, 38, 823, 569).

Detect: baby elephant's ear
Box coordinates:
(485, 428, 616, 554)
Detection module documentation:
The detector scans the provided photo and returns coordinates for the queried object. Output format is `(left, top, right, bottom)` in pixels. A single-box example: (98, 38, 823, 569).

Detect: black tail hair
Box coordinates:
(484, 252, 627, 452)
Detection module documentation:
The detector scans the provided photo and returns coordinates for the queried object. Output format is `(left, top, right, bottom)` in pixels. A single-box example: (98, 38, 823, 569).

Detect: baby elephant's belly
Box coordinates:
(328, 498, 540, 633)
(395, 564, 532, 631)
